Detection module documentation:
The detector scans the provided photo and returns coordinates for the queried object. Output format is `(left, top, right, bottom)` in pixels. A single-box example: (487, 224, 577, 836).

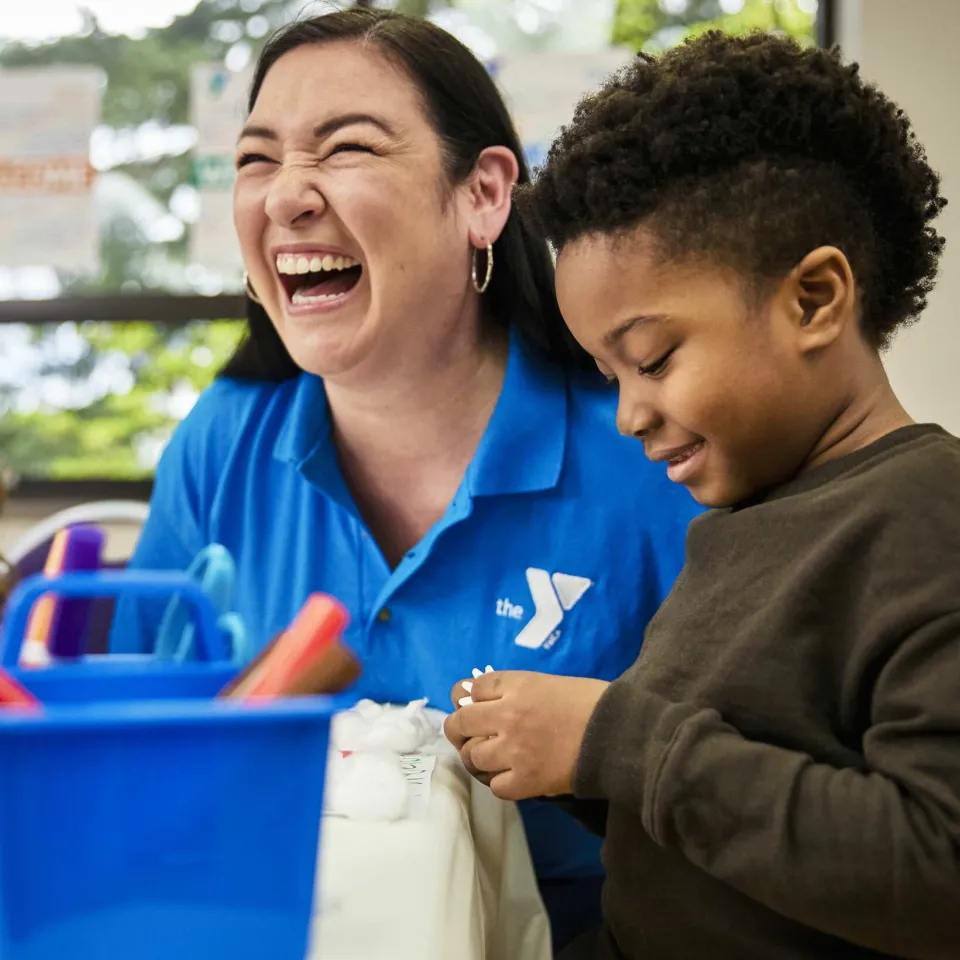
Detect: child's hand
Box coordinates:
(443, 671, 609, 800)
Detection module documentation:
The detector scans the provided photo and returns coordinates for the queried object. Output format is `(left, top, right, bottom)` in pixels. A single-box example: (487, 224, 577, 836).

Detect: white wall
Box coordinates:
(0, 499, 142, 564)
(836, 0, 960, 434)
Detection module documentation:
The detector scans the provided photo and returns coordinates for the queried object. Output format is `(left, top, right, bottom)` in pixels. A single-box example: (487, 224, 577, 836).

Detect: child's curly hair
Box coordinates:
(516, 31, 947, 349)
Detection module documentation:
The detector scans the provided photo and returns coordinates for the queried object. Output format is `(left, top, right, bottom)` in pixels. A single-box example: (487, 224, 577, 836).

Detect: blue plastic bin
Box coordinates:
(0, 571, 340, 960)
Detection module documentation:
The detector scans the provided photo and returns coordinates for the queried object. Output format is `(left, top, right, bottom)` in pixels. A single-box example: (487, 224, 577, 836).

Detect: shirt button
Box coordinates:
(376, 607, 392, 623)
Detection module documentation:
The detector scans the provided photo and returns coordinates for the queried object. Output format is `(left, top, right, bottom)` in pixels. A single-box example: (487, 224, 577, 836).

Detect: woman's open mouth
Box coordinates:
(276, 251, 363, 312)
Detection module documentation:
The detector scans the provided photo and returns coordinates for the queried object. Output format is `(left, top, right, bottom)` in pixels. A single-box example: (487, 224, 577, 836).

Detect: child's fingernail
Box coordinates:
(485, 665, 494, 673)
(471, 667, 483, 678)
(458, 696, 473, 707)
(461, 680, 473, 693)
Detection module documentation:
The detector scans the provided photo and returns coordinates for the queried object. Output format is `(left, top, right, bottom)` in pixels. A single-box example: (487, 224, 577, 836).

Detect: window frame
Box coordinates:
(818, 0, 836, 46)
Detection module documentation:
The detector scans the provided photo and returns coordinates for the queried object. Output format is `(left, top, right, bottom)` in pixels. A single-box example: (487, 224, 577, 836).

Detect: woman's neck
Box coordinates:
(326, 326, 509, 471)
(324, 324, 510, 566)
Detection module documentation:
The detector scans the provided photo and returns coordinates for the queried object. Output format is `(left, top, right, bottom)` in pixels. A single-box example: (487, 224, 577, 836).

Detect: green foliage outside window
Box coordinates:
(614, 0, 817, 51)
(0, 320, 243, 480)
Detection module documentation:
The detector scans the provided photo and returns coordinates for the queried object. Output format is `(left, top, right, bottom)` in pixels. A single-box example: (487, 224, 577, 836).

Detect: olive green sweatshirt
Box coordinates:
(574, 425, 960, 959)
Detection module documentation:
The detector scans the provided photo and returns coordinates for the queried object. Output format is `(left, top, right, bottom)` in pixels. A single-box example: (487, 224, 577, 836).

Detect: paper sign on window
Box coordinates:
(0, 66, 102, 273)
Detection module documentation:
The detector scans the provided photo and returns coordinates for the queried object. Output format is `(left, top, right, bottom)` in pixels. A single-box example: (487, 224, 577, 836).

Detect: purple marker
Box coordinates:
(47, 524, 106, 661)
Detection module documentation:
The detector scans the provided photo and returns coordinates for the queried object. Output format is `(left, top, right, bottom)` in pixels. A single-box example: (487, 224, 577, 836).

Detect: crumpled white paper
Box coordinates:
(324, 699, 442, 822)
(332, 698, 437, 754)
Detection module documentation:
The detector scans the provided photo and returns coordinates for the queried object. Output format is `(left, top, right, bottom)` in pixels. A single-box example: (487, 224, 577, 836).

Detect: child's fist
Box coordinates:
(443, 670, 609, 800)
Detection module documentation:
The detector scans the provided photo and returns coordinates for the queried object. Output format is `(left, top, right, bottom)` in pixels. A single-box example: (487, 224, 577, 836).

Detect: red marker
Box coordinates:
(0, 668, 40, 710)
(222, 594, 358, 701)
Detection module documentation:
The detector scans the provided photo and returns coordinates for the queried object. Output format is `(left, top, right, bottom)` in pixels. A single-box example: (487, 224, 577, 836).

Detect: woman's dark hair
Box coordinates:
(516, 31, 947, 350)
(220, 8, 588, 380)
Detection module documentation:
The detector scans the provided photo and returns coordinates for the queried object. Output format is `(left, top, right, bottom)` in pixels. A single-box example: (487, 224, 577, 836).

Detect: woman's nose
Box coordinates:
(264, 164, 327, 228)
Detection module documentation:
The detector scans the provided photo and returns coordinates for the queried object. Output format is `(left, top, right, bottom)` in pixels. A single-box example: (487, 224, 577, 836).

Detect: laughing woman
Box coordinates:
(113, 9, 701, 950)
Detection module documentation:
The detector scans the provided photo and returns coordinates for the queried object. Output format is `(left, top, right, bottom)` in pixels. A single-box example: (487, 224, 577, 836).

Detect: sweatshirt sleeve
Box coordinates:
(574, 610, 960, 959)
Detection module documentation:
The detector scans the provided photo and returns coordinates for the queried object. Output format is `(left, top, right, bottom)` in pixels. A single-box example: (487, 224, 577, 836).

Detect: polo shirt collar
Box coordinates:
(466, 331, 567, 497)
(273, 330, 568, 500)
(273, 374, 353, 509)
(274, 373, 329, 466)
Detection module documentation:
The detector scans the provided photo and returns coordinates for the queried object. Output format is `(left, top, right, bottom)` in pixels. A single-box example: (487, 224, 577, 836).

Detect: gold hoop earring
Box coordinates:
(471, 243, 493, 295)
(243, 272, 262, 305)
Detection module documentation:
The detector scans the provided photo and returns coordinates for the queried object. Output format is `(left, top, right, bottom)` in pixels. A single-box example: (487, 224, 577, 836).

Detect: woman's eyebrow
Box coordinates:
(237, 113, 396, 143)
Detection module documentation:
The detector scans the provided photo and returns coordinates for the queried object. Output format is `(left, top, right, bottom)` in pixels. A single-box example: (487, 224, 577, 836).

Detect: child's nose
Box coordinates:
(616, 394, 661, 440)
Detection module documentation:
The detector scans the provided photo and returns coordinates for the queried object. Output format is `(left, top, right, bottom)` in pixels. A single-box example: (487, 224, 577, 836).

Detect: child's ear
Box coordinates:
(780, 246, 857, 354)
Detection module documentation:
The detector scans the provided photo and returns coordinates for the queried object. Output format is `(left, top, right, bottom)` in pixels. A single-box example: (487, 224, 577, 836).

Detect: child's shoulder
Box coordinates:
(852, 426, 960, 568)
(866, 426, 960, 515)
(750, 426, 960, 571)
(807, 425, 960, 507)
(881, 423, 960, 461)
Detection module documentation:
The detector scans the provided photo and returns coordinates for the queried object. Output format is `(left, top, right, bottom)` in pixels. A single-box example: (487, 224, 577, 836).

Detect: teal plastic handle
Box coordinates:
(0, 570, 227, 667)
(154, 544, 246, 664)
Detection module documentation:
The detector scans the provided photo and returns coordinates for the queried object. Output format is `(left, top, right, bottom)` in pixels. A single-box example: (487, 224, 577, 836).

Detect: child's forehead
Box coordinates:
(558, 226, 729, 281)
(556, 230, 748, 319)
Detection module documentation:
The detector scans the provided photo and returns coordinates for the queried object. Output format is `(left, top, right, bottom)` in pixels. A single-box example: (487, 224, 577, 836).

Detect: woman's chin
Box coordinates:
(282, 331, 371, 381)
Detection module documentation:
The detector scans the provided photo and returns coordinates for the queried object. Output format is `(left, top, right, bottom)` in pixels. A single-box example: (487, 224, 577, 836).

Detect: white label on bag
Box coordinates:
(399, 754, 436, 820)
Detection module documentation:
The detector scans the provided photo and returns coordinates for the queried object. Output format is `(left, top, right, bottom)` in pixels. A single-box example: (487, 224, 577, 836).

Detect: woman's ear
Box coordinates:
(466, 146, 519, 248)
(779, 246, 858, 354)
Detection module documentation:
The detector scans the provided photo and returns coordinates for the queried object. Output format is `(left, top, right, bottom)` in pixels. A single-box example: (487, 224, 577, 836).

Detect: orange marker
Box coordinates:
(221, 594, 359, 701)
(20, 529, 70, 668)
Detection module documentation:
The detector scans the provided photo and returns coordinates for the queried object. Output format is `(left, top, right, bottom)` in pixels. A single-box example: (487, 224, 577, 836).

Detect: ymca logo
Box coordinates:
(496, 568, 593, 650)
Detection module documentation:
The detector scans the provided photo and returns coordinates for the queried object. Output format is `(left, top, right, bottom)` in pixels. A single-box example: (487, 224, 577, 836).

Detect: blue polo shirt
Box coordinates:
(113, 334, 701, 880)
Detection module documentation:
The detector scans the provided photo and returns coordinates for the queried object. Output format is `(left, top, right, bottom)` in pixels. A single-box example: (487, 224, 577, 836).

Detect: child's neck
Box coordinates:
(803, 358, 914, 472)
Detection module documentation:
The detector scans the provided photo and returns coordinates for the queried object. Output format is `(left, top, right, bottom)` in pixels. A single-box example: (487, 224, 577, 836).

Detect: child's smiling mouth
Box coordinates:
(647, 440, 706, 484)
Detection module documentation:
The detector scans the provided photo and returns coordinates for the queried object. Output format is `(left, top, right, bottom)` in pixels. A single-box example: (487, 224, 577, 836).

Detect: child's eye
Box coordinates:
(236, 153, 275, 169)
(638, 348, 675, 379)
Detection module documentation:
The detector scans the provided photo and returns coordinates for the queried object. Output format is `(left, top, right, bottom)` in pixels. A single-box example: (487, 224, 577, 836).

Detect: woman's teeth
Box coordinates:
(274, 251, 362, 307)
(291, 289, 346, 305)
(276, 253, 359, 275)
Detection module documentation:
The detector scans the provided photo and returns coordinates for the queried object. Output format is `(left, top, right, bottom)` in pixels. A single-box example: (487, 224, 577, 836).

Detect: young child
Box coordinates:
(444, 31, 960, 960)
